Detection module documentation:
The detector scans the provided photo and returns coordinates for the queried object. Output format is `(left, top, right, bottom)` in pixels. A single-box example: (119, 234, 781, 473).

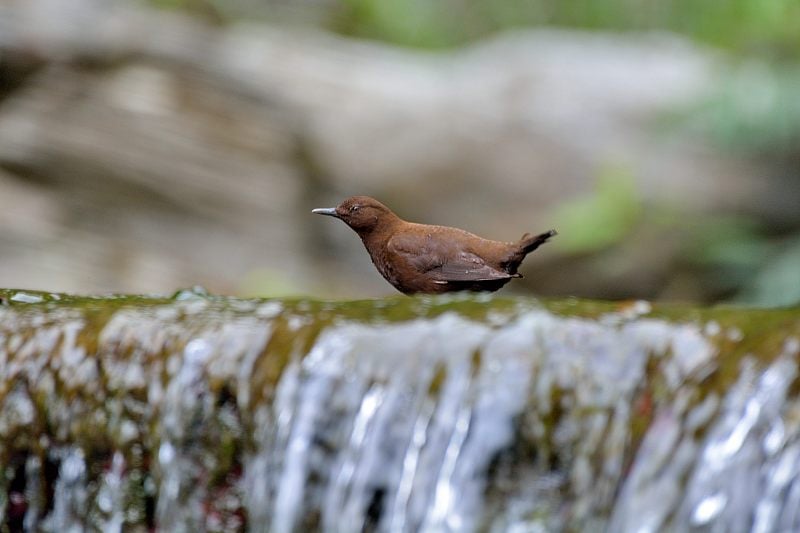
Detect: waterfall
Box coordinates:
(0, 290, 798, 531)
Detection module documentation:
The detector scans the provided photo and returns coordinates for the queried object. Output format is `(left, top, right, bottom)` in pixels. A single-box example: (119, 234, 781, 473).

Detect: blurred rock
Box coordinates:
(0, 0, 795, 298)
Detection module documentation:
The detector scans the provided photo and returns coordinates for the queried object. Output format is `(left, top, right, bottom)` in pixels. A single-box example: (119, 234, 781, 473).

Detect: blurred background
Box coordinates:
(0, 0, 799, 304)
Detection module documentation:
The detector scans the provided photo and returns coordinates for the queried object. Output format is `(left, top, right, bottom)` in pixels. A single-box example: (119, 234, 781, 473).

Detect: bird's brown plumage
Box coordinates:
(313, 196, 556, 294)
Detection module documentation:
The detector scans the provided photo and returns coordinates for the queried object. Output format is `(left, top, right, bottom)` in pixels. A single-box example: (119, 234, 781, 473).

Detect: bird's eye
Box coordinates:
(350, 205, 360, 213)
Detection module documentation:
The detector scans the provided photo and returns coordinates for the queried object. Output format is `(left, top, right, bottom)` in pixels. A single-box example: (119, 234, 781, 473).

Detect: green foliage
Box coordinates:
(338, 0, 457, 48)
(146, 0, 800, 58)
(550, 165, 641, 253)
(686, 216, 767, 269)
(705, 65, 800, 156)
(336, 0, 800, 57)
(680, 215, 769, 297)
(736, 236, 800, 307)
(147, 0, 226, 23)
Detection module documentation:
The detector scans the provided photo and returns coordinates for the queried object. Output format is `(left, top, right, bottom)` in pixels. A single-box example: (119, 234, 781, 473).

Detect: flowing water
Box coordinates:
(0, 290, 798, 532)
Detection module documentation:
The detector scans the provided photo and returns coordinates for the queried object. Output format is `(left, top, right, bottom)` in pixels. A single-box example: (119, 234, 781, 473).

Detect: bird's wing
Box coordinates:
(429, 256, 514, 282)
(388, 234, 512, 283)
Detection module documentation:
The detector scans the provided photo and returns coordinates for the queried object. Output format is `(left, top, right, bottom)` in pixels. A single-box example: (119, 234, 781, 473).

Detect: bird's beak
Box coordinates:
(312, 207, 339, 218)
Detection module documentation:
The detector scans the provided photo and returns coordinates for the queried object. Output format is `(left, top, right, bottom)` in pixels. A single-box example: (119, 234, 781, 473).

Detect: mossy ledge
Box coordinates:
(0, 288, 798, 532)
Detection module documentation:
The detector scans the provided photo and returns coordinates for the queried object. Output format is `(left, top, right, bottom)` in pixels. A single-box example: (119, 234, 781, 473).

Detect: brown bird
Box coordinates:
(313, 196, 556, 294)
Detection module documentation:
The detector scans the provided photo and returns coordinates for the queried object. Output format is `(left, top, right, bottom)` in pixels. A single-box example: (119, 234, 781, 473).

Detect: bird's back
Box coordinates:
(367, 222, 521, 294)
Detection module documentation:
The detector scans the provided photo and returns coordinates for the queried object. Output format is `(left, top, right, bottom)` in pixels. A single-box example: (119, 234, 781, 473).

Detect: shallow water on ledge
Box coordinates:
(0, 293, 798, 532)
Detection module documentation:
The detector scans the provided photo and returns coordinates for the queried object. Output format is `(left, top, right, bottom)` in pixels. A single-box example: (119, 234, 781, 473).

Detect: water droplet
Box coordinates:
(619, 300, 652, 320)
(60, 450, 86, 483)
(10, 292, 44, 304)
(6, 388, 35, 426)
(119, 420, 139, 444)
(158, 442, 175, 466)
(764, 421, 785, 456)
(184, 338, 211, 366)
(144, 477, 156, 495)
(726, 327, 743, 342)
(287, 316, 306, 331)
(784, 337, 800, 356)
(256, 301, 283, 318)
(97, 491, 113, 513)
(704, 321, 721, 336)
(172, 286, 210, 300)
(691, 493, 727, 525)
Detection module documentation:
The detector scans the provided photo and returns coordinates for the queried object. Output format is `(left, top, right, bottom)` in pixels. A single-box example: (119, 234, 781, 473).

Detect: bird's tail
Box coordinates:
(502, 229, 557, 275)
(519, 229, 557, 254)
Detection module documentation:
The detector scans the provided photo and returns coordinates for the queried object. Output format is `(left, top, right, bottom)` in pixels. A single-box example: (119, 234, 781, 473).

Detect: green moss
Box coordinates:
(427, 363, 448, 397)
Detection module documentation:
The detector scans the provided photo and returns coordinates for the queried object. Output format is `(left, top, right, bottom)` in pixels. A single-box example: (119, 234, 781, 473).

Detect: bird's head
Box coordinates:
(313, 196, 398, 233)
